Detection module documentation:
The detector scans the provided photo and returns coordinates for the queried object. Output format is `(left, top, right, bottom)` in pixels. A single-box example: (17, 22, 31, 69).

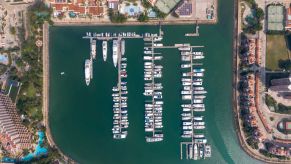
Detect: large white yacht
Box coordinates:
(102, 41, 107, 61)
(121, 39, 125, 56)
(84, 59, 91, 86)
(91, 39, 96, 59)
(112, 40, 118, 67)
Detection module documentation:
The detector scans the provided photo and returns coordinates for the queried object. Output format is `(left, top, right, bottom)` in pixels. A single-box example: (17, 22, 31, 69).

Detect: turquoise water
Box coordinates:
(0, 54, 8, 64)
(48, 0, 263, 163)
(21, 131, 48, 162)
(1, 131, 47, 163)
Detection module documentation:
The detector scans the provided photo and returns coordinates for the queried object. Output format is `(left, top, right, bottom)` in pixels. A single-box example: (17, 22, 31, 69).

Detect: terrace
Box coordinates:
(49, 0, 104, 18)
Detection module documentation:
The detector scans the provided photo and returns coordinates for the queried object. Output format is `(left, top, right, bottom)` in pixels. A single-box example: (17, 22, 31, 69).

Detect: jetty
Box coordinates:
(179, 45, 211, 160)
(143, 35, 164, 142)
(82, 32, 144, 40)
(185, 22, 200, 37)
(111, 38, 129, 139)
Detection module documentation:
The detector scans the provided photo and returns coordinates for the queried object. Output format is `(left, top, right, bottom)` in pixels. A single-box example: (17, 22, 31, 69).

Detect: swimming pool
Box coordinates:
(1, 131, 48, 163)
(0, 54, 8, 65)
(21, 131, 48, 162)
(123, 5, 141, 17)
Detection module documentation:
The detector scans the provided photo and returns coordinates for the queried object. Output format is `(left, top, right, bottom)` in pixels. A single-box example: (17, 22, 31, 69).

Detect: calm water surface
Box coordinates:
(49, 0, 262, 163)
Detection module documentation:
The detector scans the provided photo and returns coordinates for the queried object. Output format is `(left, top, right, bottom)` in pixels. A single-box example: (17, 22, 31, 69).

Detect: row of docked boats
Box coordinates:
(112, 54, 128, 139)
(143, 33, 162, 42)
(143, 39, 164, 143)
(188, 143, 212, 160)
(179, 46, 211, 160)
(85, 39, 126, 86)
(181, 51, 204, 61)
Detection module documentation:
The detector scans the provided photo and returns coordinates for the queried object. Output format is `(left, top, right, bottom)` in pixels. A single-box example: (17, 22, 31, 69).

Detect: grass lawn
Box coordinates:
(266, 34, 290, 70)
(27, 82, 36, 98)
(27, 107, 42, 120)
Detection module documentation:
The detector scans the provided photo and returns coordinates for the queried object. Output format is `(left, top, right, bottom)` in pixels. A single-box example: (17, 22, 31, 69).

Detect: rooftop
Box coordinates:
(0, 94, 32, 154)
(175, 0, 193, 17)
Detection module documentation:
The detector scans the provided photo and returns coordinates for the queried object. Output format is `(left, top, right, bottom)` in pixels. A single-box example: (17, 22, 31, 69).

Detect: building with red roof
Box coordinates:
(49, 0, 104, 18)
(286, 5, 291, 30)
(0, 94, 32, 155)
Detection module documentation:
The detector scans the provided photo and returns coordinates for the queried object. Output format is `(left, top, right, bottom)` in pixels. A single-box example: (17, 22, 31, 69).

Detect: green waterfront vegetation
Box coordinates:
(48, 0, 263, 163)
(137, 13, 149, 22)
(141, 0, 152, 9)
(4, 1, 60, 162)
(265, 94, 277, 109)
(259, 149, 289, 160)
(15, 1, 51, 130)
(140, 0, 166, 19)
(242, 0, 264, 34)
(265, 94, 291, 114)
(108, 10, 127, 23)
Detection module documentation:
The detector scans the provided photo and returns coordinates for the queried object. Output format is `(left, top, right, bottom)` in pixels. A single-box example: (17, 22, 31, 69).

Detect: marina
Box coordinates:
(49, 22, 254, 164)
(84, 35, 134, 139)
(83, 32, 165, 141)
(111, 38, 128, 139)
(143, 35, 164, 142)
(48, 0, 255, 162)
(82, 30, 211, 157)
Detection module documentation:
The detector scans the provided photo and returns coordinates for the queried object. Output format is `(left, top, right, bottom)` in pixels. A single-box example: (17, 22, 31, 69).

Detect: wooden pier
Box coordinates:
(82, 33, 143, 41)
(150, 38, 156, 137)
(151, 45, 204, 49)
(180, 46, 205, 160)
(190, 47, 195, 148)
(117, 38, 123, 135)
(144, 37, 164, 139)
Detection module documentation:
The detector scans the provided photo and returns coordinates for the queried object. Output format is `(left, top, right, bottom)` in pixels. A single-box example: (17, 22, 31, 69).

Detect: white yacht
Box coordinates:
(112, 40, 118, 67)
(193, 55, 204, 60)
(84, 59, 91, 86)
(102, 41, 107, 61)
(146, 137, 163, 142)
(121, 39, 125, 56)
(91, 40, 96, 59)
(204, 145, 212, 157)
(194, 144, 198, 160)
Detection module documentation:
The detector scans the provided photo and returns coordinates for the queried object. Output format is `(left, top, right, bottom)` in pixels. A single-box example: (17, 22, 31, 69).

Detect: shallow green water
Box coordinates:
(49, 0, 262, 163)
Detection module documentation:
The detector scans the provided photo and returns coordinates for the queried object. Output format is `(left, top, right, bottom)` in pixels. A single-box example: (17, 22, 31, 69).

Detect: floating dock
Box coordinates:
(185, 22, 200, 37)
(179, 45, 211, 160)
(112, 39, 129, 139)
(143, 36, 164, 142)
